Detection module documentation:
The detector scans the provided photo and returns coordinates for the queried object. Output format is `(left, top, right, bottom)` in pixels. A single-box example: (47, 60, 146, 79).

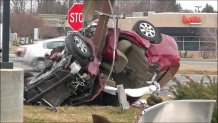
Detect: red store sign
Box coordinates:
(182, 15, 201, 25)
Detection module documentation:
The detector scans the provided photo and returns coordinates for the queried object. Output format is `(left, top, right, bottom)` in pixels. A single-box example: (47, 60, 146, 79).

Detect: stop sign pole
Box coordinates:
(68, 3, 83, 31)
(0, 0, 13, 69)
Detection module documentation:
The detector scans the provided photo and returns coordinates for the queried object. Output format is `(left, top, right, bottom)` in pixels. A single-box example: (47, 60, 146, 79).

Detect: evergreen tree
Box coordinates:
(172, 3, 182, 12)
(202, 3, 215, 13)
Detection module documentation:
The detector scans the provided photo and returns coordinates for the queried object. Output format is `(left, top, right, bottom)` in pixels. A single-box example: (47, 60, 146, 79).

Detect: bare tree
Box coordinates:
(114, 0, 182, 16)
(10, 13, 43, 37)
(151, 0, 182, 12)
(37, 0, 68, 14)
(10, 12, 61, 39)
(11, 0, 27, 13)
(0, 0, 2, 19)
(30, 0, 33, 14)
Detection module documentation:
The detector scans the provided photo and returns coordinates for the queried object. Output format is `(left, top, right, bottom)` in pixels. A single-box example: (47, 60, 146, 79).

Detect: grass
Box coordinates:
(178, 64, 217, 75)
(24, 95, 172, 122)
(24, 105, 143, 122)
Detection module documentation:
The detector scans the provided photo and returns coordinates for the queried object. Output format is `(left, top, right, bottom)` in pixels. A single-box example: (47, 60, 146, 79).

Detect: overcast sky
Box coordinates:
(177, 0, 217, 11)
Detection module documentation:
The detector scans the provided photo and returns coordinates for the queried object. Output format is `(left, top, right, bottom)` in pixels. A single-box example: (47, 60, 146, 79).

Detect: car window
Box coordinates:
(46, 41, 65, 49)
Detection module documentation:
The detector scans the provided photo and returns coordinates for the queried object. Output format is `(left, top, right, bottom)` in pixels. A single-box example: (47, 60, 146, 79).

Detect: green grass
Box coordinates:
(24, 105, 143, 122)
(24, 95, 174, 122)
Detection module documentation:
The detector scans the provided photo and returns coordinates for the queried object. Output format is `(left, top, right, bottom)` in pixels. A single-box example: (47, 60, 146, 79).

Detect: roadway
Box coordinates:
(180, 60, 217, 67)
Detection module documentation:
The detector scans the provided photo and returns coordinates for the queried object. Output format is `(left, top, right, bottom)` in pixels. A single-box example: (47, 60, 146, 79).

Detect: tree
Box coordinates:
(10, 13, 43, 37)
(10, 13, 57, 39)
(152, 0, 182, 12)
(173, 3, 182, 12)
(11, 0, 27, 13)
(114, 0, 183, 16)
(0, 0, 2, 18)
(202, 3, 214, 13)
(37, 0, 68, 14)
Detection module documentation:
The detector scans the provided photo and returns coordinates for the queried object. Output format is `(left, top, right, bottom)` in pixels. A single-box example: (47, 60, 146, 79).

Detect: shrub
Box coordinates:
(169, 75, 217, 123)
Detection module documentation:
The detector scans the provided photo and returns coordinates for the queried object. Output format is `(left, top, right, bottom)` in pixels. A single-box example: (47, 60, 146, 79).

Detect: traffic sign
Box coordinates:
(68, 3, 83, 31)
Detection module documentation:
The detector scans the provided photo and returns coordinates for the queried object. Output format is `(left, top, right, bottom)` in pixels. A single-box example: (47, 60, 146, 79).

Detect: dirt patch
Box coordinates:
(178, 64, 217, 75)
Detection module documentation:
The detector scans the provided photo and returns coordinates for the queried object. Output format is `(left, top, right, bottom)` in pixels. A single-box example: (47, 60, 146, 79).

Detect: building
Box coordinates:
(39, 11, 217, 58)
(38, 14, 71, 36)
(109, 12, 217, 56)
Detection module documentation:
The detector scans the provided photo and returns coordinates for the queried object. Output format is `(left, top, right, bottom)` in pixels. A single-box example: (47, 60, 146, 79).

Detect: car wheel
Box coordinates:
(73, 35, 91, 57)
(32, 59, 48, 71)
(65, 33, 93, 66)
(132, 20, 162, 44)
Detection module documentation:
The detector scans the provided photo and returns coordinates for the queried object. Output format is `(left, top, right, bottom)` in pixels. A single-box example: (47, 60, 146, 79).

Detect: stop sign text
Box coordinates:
(68, 3, 83, 31)
(69, 13, 82, 23)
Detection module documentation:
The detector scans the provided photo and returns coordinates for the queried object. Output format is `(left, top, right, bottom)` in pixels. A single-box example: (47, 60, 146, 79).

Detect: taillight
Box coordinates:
(16, 47, 26, 57)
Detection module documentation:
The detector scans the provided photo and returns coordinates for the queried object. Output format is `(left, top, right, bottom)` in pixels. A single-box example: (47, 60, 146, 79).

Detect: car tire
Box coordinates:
(32, 58, 49, 71)
(65, 33, 93, 66)
(132, 20, 162, 44)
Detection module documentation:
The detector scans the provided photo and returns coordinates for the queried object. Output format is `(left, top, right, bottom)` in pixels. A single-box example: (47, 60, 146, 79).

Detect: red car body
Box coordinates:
(83, 28, 180, 103)
(102, 28, 180, 72)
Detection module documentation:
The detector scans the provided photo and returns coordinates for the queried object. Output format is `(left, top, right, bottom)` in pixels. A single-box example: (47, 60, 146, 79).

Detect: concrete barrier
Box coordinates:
(0, 68, 24, 122)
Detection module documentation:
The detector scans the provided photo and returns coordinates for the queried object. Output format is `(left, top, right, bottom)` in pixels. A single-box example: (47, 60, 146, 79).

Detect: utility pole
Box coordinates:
(0, 0, 13, 69)
(195, 6, 202, 12)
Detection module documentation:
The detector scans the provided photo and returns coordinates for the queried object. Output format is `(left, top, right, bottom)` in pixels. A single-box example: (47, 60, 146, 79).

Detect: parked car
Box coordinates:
(16, 36, 66, 71)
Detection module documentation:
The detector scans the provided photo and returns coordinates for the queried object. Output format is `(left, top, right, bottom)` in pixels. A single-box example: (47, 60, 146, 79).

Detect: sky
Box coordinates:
(177, 0, 217, 11)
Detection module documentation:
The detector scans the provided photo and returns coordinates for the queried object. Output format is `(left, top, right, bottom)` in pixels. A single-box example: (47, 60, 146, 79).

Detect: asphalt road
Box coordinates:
(181, 60, 217, 67)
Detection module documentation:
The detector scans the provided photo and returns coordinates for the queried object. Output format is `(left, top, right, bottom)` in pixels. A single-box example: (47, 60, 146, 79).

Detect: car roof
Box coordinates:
(36, 36, 66, 44)
(21, 36, 66, 48)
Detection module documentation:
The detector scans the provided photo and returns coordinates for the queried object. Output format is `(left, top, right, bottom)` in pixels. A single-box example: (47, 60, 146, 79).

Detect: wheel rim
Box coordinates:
(74, 36, 88, 53)
(139, 23, 156, 37)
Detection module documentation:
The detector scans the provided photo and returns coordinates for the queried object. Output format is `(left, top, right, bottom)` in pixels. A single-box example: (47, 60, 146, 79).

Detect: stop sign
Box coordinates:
(68, 3, 83, 31)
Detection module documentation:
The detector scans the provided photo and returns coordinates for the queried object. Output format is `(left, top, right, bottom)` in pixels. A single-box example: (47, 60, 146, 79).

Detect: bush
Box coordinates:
(169, 75, 217, 123)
